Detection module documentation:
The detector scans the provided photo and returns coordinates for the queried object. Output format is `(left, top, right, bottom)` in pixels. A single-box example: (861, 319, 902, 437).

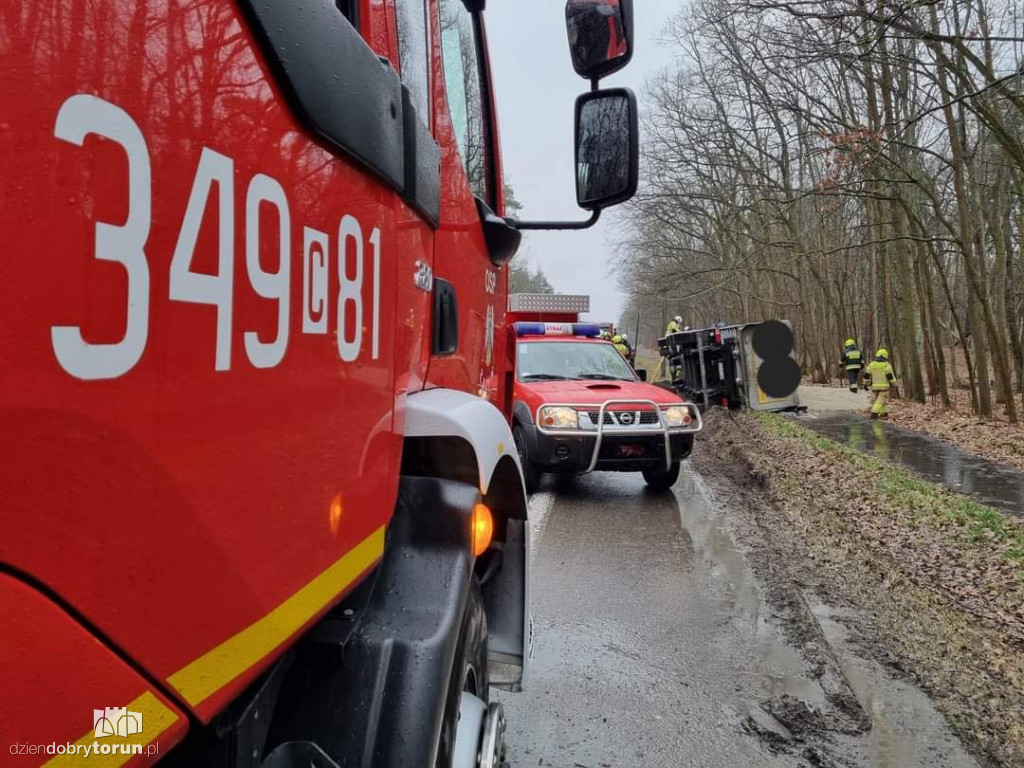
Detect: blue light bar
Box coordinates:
(514, 322, 602, 338)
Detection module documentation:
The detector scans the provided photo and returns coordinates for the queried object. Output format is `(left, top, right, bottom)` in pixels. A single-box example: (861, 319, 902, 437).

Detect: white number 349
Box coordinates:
(51, 94, 381, 381)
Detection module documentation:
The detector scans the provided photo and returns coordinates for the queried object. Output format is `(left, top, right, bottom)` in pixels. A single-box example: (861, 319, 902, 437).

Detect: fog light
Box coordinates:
(554, 444, 571, 460)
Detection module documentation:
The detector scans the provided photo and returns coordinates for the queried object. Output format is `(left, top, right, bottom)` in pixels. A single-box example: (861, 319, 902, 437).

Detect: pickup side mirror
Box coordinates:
(565, 0, 634, 81)
(575, 88, 638, 210)
(636, 369, 648, 382)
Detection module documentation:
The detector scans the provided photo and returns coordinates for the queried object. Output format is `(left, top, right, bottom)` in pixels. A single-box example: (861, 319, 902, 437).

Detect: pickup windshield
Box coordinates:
(517, 341, 636, 382)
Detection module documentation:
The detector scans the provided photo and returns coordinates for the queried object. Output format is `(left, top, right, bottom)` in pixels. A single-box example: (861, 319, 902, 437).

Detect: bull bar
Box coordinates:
(534, 398, 703, 473)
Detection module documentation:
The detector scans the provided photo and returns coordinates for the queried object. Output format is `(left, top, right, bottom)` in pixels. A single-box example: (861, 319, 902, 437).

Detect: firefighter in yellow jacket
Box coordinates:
(612, 334, 629, 358)
(866, 349, 897, 419)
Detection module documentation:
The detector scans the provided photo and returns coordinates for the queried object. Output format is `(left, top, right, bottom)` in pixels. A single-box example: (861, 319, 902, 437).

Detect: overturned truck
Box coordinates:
(658, 321, 802, 412)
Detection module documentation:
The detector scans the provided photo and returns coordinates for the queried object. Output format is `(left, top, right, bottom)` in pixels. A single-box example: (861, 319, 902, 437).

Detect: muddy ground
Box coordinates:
(694, 411, 1024, 767)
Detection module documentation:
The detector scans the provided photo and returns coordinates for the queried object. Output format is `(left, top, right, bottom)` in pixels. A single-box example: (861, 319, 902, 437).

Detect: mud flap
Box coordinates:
(267, 476, 478, 767)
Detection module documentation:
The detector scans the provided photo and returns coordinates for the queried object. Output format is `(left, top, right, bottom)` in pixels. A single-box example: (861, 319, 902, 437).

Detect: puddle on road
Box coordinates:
(675, 472, 825, 707)
(801, 413, 1024, 516)
(512, 469, 978, 767)
(805, 597, 978, 768)
(682, 470, 979, 768)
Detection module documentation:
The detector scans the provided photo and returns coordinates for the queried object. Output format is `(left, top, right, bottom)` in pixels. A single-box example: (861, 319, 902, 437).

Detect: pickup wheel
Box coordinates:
(642, 461, 681, 491)
(513, 425, 541, 495)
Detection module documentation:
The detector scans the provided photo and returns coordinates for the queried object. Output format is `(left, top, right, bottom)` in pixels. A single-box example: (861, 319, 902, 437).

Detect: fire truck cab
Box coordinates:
(2, 1, 641, 767)
(508, 294, 702, 493)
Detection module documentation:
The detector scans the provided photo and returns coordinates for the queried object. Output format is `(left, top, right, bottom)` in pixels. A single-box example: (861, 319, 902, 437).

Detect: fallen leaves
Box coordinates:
(704, 409, 1024, 765)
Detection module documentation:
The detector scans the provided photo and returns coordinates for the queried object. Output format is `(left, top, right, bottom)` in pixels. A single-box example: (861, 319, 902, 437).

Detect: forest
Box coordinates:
(616, 0, 1024, 420)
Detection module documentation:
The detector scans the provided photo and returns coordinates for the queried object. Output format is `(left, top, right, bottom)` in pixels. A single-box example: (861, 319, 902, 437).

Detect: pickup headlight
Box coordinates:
(538, 406, 578, 429)
(663, 405, 693, 428)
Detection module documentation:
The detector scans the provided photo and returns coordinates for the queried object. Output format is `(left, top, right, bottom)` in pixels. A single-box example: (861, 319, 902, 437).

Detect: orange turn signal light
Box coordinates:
(329, 493, 344, 536)
(472, 503, 494, 556)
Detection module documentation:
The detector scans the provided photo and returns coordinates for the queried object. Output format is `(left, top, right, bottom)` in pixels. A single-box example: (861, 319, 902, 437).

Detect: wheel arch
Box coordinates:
(403, 389, 525, 498)
(402, 388, 530, 691)
(512, 399, 533, 428)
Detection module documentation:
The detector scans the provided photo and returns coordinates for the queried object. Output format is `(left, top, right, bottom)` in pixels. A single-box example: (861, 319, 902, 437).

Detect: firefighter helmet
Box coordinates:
(875, 348, 889, 360)
(844, 338, 856, 348)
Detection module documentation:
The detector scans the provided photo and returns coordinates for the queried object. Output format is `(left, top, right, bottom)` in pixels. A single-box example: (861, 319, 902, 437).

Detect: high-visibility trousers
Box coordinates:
(870, 389, 889, 415)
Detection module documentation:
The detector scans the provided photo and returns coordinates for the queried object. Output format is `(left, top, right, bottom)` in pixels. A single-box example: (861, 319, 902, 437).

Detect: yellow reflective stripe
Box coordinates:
(167, 526, 386, 707)
(43, 691, 178, 768)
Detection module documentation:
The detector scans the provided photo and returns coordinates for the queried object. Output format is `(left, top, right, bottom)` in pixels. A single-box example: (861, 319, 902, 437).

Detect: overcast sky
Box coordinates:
(486, 0, 682, 323)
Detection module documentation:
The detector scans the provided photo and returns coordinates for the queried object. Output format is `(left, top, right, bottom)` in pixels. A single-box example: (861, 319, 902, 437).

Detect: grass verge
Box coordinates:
(755, 412, 1024, 566)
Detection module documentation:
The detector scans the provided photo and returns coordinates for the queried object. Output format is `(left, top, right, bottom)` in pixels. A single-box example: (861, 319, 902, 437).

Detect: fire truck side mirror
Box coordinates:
(575, 88, 638, 210)
(565, 0, 634, 82)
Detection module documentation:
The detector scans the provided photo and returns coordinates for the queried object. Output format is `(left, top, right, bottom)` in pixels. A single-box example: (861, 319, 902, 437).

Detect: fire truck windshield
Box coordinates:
(517, 341, 637, 382)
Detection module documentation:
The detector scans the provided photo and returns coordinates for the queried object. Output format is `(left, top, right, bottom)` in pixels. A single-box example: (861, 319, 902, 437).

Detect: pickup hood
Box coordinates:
(518, 379, 684, 415)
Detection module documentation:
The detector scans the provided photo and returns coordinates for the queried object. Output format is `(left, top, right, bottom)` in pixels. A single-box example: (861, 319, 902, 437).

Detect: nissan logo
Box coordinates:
(618, 412, 634, 425)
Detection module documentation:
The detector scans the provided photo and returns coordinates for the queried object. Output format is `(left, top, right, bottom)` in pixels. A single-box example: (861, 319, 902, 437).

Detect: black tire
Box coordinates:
(678, 434, 694, 461)
(642, 461, 681, 491)
(435, 579, 489, 768)
(513, 425, 541, 495)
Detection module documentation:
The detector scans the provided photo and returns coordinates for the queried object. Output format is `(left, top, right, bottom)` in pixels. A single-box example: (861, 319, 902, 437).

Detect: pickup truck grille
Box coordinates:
(582, 410, 661, 426)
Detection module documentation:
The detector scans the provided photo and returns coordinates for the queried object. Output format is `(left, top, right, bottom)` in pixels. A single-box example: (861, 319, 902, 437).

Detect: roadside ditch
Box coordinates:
(693, 410, 1024, 767)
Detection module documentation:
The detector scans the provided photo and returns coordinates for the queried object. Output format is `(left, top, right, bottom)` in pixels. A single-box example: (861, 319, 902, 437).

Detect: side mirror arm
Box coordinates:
(505, 210, 601, 231)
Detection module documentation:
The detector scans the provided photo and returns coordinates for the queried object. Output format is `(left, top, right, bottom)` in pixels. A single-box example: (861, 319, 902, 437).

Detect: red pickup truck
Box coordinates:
(508, 295, 702, 493)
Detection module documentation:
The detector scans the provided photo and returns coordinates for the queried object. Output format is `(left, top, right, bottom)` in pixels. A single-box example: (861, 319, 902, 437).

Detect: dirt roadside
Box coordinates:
(693, 410, 1024, 767)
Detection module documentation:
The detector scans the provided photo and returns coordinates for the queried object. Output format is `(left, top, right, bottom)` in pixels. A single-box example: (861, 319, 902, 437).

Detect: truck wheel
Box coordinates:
(438, 579, 507, 768)
(678, 434, 694, 461)
(642, 461, 680, 491)
(513, 425, 540, 495)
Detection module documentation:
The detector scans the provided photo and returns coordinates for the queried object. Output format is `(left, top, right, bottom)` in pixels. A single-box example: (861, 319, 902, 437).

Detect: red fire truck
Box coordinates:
(1, 1, 638, 766)
(507, 295, 701, 493)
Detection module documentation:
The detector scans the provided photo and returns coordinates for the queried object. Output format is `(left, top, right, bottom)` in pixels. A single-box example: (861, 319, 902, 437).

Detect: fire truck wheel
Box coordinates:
(513, 425, 540, 495)
(438, 578, 499, 768)
(642, 461, 681, 491)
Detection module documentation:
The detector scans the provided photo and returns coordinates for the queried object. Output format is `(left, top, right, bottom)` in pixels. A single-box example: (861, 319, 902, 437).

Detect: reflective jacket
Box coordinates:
(666, 321, 680, 335)
(841, 347, 863, 371)
(866, 360, 896, 390)
(614, 342, 629, 357)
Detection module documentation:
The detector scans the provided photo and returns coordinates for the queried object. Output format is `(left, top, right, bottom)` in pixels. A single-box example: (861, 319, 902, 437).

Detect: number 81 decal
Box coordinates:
(51, 94, 381, 381)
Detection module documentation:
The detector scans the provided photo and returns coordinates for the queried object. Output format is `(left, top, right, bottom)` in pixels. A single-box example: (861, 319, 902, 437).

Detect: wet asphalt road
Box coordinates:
(496, 467, 978, 768)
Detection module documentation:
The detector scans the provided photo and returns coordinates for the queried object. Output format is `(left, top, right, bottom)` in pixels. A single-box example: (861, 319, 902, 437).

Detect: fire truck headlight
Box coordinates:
(539, 406, 578, 429)
(663, 405, 693, 428)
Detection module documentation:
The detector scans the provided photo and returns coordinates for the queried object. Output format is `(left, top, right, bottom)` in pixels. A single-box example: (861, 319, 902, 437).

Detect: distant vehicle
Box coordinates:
(509, 294, 702, 493)
(658, 321, 802, 412)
